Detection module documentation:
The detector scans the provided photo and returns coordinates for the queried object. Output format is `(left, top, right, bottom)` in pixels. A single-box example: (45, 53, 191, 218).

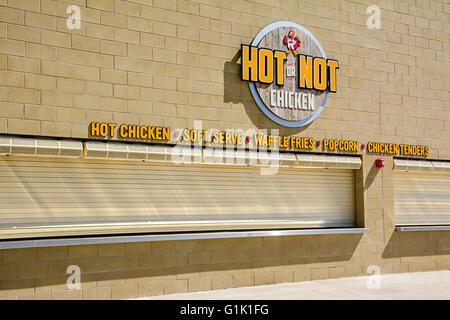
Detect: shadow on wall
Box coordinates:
(364, 160, 380, 191)
(382, 231, 450, 258)
(223, 50, 313, 136)
(0, 233, 364, 294)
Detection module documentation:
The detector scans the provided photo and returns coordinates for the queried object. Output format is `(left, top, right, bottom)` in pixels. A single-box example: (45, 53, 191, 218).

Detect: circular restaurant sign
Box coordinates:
(241, 21, 339, 127)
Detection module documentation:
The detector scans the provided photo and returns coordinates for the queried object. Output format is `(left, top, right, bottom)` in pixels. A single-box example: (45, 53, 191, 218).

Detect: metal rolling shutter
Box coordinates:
(0, 157, 356, 239)
(394, 161, 450, 225)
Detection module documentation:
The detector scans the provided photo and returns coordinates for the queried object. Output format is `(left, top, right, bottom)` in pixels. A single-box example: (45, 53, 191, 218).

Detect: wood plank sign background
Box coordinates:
(256, 26, 326, 122)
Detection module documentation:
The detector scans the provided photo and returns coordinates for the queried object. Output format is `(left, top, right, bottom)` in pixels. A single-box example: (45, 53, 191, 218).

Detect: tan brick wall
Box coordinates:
(0, 0, 448, 158)
(0, 0, 449, 299)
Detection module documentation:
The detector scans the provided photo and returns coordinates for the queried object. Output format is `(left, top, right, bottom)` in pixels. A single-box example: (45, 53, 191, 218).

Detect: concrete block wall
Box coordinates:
(0, 0, 448, 157)
(0, 0, 449, 299)
(0, 153, 448, 300)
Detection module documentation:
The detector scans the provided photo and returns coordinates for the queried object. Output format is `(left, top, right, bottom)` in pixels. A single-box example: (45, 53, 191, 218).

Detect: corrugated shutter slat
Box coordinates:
(0, 157, 356, 239)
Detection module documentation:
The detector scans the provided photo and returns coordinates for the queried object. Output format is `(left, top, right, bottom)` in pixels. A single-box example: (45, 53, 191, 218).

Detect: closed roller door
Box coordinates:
(394, 171, 450, 225)
(0, 157, 356, 239)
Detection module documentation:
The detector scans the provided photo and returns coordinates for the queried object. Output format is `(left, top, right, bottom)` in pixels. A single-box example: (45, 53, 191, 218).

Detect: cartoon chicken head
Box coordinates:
(283, 30, 301, 56)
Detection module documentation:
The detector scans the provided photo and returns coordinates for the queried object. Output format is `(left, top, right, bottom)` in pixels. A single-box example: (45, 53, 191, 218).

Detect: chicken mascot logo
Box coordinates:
(283, 30, 300, 56)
